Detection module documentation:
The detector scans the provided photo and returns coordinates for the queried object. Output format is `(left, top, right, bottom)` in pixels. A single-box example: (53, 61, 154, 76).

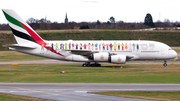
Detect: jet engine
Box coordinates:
(110, 55, 126, 64)
(93, 52, 109, 62)
(92, 53, 126, 64)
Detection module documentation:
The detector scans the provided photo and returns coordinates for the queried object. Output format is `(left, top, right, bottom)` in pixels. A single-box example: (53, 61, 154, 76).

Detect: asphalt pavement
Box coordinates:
(1, 83, 180, 101)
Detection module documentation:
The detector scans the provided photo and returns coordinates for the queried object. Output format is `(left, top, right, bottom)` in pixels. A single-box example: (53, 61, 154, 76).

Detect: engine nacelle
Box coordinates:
(93, 53, 109, 62)
(110, 55, 126, 64)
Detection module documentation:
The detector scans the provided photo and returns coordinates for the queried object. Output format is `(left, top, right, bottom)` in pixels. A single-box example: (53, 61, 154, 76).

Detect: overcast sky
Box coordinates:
(0, 0, 180, 24)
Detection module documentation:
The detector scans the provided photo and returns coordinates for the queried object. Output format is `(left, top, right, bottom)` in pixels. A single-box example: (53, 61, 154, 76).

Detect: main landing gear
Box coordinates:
(82, 62, 101, 67)
(163, 60, 167, 67)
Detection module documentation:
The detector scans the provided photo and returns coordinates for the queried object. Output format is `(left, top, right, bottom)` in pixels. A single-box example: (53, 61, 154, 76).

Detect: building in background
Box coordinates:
(65, 13, 68, 24)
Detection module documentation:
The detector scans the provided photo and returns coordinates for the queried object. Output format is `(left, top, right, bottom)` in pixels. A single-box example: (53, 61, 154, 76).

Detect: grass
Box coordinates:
(91, 91, 180, 101)
(0, 63, 180, 83)
(36, 30, 180, 45)
(0, 92, 54, 101)
(0, 51, 46, 61)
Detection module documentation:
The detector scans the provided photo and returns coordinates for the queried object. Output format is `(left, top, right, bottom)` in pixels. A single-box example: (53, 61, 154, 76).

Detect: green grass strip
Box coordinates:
(0, 64, 180, 83)
(0, 92, 53, 101)
(91, 91, 180, 101)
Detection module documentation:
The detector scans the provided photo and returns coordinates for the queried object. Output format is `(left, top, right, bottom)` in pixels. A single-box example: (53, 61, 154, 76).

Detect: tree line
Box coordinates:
(1, 13, 180, 30)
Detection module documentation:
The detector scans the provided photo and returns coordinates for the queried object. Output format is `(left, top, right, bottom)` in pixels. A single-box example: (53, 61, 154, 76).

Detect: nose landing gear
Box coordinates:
(163, 60, 167, 67)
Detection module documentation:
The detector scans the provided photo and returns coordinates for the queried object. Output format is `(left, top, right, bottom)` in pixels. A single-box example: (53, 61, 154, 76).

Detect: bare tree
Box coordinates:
(26, 18, 36, 24)
(40, 18, 46, 30)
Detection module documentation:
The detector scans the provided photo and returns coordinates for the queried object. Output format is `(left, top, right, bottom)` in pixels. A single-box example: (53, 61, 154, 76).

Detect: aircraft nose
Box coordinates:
(173, 50, 177, 58)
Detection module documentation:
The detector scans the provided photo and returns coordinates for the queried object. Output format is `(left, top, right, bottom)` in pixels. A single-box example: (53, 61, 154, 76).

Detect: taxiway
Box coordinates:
(1, 83, 180, 101)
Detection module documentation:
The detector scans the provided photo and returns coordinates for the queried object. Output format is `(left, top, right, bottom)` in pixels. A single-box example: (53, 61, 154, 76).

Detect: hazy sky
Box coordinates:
(0, 0, 180, 24)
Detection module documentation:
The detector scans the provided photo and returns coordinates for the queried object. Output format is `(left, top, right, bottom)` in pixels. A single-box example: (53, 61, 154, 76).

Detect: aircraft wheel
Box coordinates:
(82, 64, 86, 67)
(163, 60, 167, 67)
(163, 63, 167, 67)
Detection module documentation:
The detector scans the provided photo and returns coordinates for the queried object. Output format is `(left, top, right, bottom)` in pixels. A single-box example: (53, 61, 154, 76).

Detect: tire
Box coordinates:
(163, 63, 167, 67)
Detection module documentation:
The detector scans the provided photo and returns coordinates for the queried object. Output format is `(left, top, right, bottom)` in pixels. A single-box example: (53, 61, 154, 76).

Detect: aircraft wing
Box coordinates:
(3, 44, 36, 49)
(64, 50, 134, 60)
(64, 49, 94, 56)
(126, 55, 134, 60)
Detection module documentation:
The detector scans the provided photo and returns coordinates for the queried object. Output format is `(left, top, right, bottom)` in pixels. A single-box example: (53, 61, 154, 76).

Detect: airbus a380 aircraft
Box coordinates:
(2, 9, 177, 67)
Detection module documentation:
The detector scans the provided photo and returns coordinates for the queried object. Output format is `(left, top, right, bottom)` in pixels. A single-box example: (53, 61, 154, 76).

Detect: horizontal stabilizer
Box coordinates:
(3, 44, 36, 49)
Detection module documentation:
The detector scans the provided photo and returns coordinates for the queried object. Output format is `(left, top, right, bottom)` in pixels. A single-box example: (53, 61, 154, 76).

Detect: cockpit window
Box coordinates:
(169, 48, 172, 50)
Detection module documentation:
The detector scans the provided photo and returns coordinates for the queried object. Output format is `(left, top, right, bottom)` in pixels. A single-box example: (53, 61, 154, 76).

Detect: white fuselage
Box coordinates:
(13, 40, 177, 63)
